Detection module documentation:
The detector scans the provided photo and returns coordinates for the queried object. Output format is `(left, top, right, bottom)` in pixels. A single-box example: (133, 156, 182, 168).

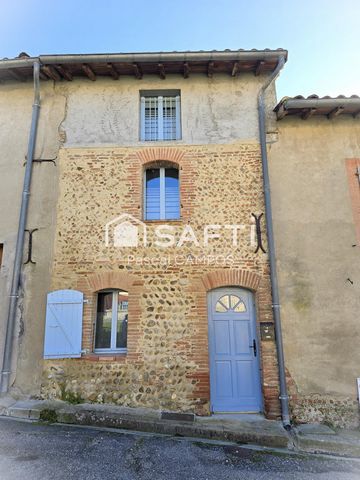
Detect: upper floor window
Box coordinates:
(144, 167, 180, 220)
(140, 90, 181, 141)
(94, 290, 128, 353)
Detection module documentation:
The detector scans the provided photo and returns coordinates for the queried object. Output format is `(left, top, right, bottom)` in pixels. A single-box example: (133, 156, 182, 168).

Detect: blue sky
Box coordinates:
(1, 0, 359, 99)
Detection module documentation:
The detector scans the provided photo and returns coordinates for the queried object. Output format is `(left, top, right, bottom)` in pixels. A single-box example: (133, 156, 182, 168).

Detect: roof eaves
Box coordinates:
(0, 49, 289, 67)
(275, 95, 360, 120)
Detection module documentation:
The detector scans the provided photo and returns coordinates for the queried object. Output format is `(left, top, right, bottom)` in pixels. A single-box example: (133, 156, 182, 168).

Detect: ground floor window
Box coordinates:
(94, 290, 128, 353)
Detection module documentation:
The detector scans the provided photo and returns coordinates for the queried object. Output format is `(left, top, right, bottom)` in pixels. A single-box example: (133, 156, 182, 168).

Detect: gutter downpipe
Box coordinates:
(258, 56, 291, 428)
(0, 61, 41, 394)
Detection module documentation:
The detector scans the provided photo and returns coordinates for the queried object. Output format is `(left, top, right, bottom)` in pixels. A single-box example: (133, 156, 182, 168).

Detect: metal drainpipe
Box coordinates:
(0, 61, 41, 394)
(258, 56, 291, 428)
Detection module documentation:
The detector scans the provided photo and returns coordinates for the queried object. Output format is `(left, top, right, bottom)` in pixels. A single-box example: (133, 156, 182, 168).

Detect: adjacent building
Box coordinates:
(270, 96, 360, 427)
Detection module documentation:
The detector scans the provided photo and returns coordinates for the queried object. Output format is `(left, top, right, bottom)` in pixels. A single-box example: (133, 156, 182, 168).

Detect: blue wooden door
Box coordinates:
(208, 288, 262, 412)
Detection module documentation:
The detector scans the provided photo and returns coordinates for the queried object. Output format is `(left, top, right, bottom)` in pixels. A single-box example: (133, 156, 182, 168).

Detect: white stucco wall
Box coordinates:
(61, 74, 273, 146)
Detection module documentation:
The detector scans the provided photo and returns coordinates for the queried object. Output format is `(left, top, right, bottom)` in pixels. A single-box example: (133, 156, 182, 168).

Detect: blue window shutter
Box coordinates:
(142, 96, 159, 141)
(165, 168, 180, 219)
(175, 95, 181, 140)
(145, 168, 161, 220)
(140, 97, 146, 141)
(43, 289, 84, 359)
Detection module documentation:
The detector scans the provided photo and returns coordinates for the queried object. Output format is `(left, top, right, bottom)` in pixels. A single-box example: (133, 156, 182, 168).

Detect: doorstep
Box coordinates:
(57, 404, 292, 449)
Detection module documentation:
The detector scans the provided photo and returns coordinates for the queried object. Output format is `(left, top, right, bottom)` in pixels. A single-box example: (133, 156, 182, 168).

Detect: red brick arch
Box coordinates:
(136, 147, 185, 165)
(83, 271, 136, 292)
(201, 269, 261, 292)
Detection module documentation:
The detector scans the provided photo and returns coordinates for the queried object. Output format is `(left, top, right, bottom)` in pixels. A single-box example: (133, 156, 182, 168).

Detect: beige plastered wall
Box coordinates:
(269, 116, 360, 427)
(0, 82, 65, 395)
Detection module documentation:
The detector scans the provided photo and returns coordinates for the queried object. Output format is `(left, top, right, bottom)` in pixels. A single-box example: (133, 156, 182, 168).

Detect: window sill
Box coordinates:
(82, 353, 127, 363)
(143, 219, 182, 225)
(138, 140, 183, 144)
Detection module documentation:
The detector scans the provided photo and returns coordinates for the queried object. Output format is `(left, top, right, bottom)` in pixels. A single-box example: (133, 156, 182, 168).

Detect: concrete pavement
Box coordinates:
(1, 396, 360, 458)
(1, 417, 360, 480)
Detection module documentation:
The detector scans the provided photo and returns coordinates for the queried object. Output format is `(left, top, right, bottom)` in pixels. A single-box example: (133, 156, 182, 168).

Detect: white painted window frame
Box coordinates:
(94, 290, 127, 354)
(140, 94, 181, 141)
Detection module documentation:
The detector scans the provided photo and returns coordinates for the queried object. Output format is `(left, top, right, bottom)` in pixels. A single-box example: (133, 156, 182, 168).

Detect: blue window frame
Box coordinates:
(144, 167, 180, 220)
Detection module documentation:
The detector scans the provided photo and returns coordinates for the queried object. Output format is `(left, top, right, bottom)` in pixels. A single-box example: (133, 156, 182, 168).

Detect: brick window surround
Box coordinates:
(124, 147, 195, 222)
(76, 271, 143, 362)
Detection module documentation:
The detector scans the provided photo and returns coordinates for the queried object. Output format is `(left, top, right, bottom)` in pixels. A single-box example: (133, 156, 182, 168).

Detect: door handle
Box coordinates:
(249, 339, 257, 357)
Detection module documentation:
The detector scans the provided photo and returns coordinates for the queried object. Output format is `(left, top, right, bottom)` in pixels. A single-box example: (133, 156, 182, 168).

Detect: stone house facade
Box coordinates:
(0, 51, 359, 427)
(41, 143, 279, 417)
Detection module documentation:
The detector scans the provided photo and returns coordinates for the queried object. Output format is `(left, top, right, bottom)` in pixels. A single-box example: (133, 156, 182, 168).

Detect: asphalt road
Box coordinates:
(0, 417, 359, 480)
